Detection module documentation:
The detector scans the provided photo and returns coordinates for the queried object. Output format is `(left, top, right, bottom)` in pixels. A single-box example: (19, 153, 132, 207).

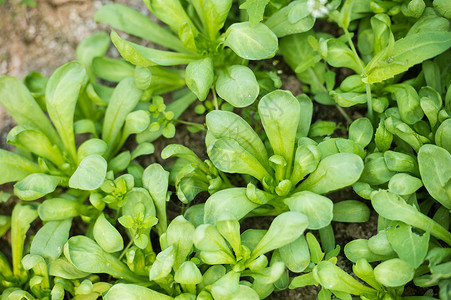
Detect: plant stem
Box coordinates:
(343, 27, 374, 123)
(212, 86, 219, 110)
(172, 118, 206, 128)
(118, 236, 135, 261)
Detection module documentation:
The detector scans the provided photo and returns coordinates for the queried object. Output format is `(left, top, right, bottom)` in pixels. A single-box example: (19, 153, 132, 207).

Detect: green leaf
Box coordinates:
(0, 149, 41, 185)
(284, 191, 333, 230)
(48, 258, 90, 279)
(131, 143, 155, 160)
(225, 22, 278, 60)
(388, 173, 423, 195)
(7, 125, 66, 167)
(46, 61, 87, 162)
(345, 239, 394, 263)
(373, 258, 414, 287)
(365, 31, 451, 83)
(297, 153, 364, 194)
(174, 261, 203, 285)
(279, 235, 310, 273)
(64, 236, 144, 283)
(111, 31, 200, 67)
(30, 219, 71, 261)
(185, 58, 214, 101)
(0, 76, 60, 145)
(14, 173, 60, 201)
(240, 0, 270, 25)
(324, 38, 363, 73)
(92, 57, 135, 82)
(385, 84, 423, 125)
(386, 221, 429, 268)
(251, 211, 308, 259)
(149, 246, 175, 281)
(259, 90, 300, 178)
(38, 198, 80, 221)
(435, 119, 451, 154)
(314, 261, 376, 296)
(216, 65, 259, 107)
(418, 145, 451, 209)
(77, 138, 108, 164)
(93, 213, 124, 253)
(102, 77, 143, 151)
(349, 118, 373, 148)
(11, 202, 39, 276)
(142, 164, 169, 233)
(265, 2, 315, 37)
(95, 4, 186, 52)
(332, 200, 370, 223)
(69, 155, 107, 191)
(191, 0, 232, 40)
(76, 32, 110, 82)
(209, 138, 270, 180)
(206, 110, 268, 167)
(145, 0, 197, 35)
(166, 216, 195, 269)
(371, 190, 451, 246)
(204, 188, 260, 225)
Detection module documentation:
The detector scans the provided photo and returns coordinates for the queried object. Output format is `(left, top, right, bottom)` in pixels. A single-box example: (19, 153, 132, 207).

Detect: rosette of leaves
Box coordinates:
(161, 144, 231, 204)
(203, 89, 365, 219)
(0, 61, 160, 200)
(281, 0, 451, 124)
(94, 0, 289, 108)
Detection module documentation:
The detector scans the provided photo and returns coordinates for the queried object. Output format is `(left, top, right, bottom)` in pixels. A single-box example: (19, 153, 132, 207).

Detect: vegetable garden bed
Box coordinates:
(1, 0, 451, 299)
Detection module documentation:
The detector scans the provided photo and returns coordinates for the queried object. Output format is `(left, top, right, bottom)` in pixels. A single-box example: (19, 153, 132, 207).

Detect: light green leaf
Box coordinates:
(279, 235, 310, 273)
(251, 211, 308, 259)
(7, 125, 66, 167)
(225, 22, 278, 60)
(0, 149, 41, 185)
(64, 236, 144, 283)
(259, 90, 300, 179)
(210, 138, 270, 180)
(111, 31, 200, 67)
(333, 200, 370, 223)
(14, 173, 60, 201)
(30, 219, 71, 261)
(185, 58, 214, 101)
(239, 0, 270, 25)
(38, 198, 80, 221)
(365, 31, 451, 83)
(349, 118, 373, 148)
(142, 164, 169, 233)
(204, 188, 260, 225)
(206, 110, 268, 167)
(95, 4, 186, 52)
(373, 258, 414, 287)
(76, 32, 110, 82)
(418, 144, 451, 209)
(93, 214, 124, 253)
(284, 191, 333, 230)
(216, 65, 259, 107)
(102, 77, 143, 151)
(386, 221, 429, 268)
(297, 153, 364, 194)
(46, 61, 87, 162)
(0, 76, 60, 146)
(92, 57, 135, 82)
(69, 155, 107, 191)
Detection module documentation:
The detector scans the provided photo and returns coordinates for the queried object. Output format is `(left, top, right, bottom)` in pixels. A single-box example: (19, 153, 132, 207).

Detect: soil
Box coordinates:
(0, 1, 393, 299)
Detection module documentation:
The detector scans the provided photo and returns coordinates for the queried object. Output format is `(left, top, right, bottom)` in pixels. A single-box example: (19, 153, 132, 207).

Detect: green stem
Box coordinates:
(335, 105, 353, 124)
(118, 236, 135, 261)
(342, 27, 374, 123)
(172, 118, 206, 128)
(212, 86, 219, 110)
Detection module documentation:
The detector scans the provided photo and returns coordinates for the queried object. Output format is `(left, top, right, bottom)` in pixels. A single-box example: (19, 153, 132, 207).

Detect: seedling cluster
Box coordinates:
(1, 0, 451, 299)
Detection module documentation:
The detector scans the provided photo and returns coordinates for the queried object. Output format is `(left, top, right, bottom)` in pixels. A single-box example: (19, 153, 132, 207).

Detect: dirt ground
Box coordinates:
(0, 1, 385, 299)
